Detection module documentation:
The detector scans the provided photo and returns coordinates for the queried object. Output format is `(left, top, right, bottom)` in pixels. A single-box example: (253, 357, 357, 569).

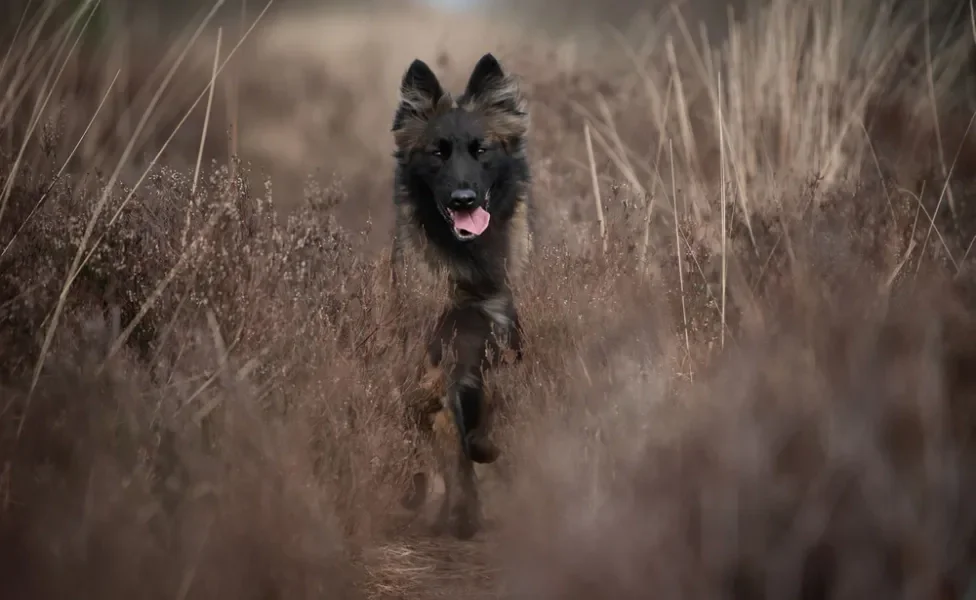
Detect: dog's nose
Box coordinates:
(449, 189, 478, 209)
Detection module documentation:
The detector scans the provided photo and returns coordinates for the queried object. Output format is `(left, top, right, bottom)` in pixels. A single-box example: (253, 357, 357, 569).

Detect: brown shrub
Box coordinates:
(500, 274, 976, 600)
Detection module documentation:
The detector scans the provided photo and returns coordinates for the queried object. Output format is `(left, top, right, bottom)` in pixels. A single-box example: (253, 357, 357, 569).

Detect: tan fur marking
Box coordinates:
(429, 384, 497, 443)
(483, 112, 530, 144)
(457, 74, 526, 113)
(418, 359, 446, 398)
(432, 408, 454, 437)
(402, 354, 446, 422)
(428, 394, 457, 459)
(393, 197, 486, 298)
(457, 73, 529, 142)
(393, 201, 452, 295)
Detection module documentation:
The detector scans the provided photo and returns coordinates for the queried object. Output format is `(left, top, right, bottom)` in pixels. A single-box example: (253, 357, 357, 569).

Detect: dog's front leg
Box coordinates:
(451, 371, 500, 465)
(430, 402, 483, 540)
(451, 450, 481, 540)
(399, 356, 445, 513)
(430, 408, 456, 536)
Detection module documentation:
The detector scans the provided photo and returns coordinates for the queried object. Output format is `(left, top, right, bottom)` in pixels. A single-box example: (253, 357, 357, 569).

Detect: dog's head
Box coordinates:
(392, 53, 529, 242)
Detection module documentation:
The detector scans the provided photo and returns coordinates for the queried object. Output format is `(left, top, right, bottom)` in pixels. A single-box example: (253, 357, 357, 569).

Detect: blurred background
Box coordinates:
(21, 0, 967, 252)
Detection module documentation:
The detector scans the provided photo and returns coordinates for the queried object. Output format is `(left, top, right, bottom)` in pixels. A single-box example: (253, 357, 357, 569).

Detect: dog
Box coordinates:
(389, 52, 532, 539)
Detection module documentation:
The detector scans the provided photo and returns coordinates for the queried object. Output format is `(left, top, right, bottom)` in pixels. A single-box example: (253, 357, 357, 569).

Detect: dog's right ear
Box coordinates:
(401, 59, 444, 104)
(392, 59, 447, 133)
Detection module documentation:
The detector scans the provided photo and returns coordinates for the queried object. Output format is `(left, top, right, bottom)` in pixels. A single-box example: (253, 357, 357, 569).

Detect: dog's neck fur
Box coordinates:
(393, 178, 531, 302)
(401, 201, 513, 295)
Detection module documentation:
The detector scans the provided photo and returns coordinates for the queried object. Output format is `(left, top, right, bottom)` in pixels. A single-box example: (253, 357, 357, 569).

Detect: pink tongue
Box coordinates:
(452, 206, 490, 235)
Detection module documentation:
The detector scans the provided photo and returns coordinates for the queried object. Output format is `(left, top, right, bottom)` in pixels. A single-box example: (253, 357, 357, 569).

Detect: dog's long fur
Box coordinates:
(389, 53, 532, 539)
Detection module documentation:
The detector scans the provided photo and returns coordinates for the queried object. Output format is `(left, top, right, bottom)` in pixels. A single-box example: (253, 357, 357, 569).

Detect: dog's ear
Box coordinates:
(459, 53, 529, 145)
(462, 53, 505, 100)
(392, 59, 447, 133)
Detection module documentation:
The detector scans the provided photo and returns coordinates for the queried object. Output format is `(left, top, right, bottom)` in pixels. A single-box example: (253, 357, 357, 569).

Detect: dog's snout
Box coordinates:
(449, 188, 478, 209)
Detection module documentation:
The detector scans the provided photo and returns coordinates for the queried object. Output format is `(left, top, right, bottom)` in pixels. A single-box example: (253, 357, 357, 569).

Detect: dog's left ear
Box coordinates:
(462, 53, 506, 100)
(459, 53, 526, 123)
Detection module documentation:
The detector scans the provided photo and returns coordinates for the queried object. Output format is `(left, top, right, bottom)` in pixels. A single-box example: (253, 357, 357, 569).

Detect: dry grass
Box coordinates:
(2, 0, 976, 598)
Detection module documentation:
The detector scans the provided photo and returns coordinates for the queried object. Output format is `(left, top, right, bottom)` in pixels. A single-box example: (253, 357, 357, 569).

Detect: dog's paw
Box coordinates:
(430, 517, 450, 537)
(451, 500, 482, 540)
(465, 431, 501, 464)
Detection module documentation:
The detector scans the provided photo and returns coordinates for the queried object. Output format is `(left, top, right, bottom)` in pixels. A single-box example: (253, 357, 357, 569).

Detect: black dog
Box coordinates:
(390, 53, 532, 539)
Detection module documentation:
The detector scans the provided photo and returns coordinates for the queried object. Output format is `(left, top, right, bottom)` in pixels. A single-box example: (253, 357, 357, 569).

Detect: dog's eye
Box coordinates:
(431, 141, 451, 158)
(471, 142, 487, 156)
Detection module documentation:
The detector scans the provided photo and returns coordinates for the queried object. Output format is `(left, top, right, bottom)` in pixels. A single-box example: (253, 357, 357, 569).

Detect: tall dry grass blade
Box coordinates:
(924, 0, 956, 222)
(229, 0, 248, 173)
(595, 94, 646, 191)
(192, 26, 223, 195)
(569, 100, 645, 196)
(664, 36, 699, 218)
(884, 239, 917, 292)
(638, 192, 657, 277)
(857, 118, 896, 220)
(583, 122, 606, 254)
(971, 0, 976, 42)
(963, 235, 976, 264)
(637, 77, 674, 276)
(915, 108, 976, 276)
(718, 76, 727, 350)
(668, 3, 718, 111)
(713, 13, 756, 252)
(670, 139, 691, 378)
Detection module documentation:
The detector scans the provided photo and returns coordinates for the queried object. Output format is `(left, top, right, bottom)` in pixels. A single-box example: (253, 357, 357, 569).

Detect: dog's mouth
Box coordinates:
(447, 206, 491, 241)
